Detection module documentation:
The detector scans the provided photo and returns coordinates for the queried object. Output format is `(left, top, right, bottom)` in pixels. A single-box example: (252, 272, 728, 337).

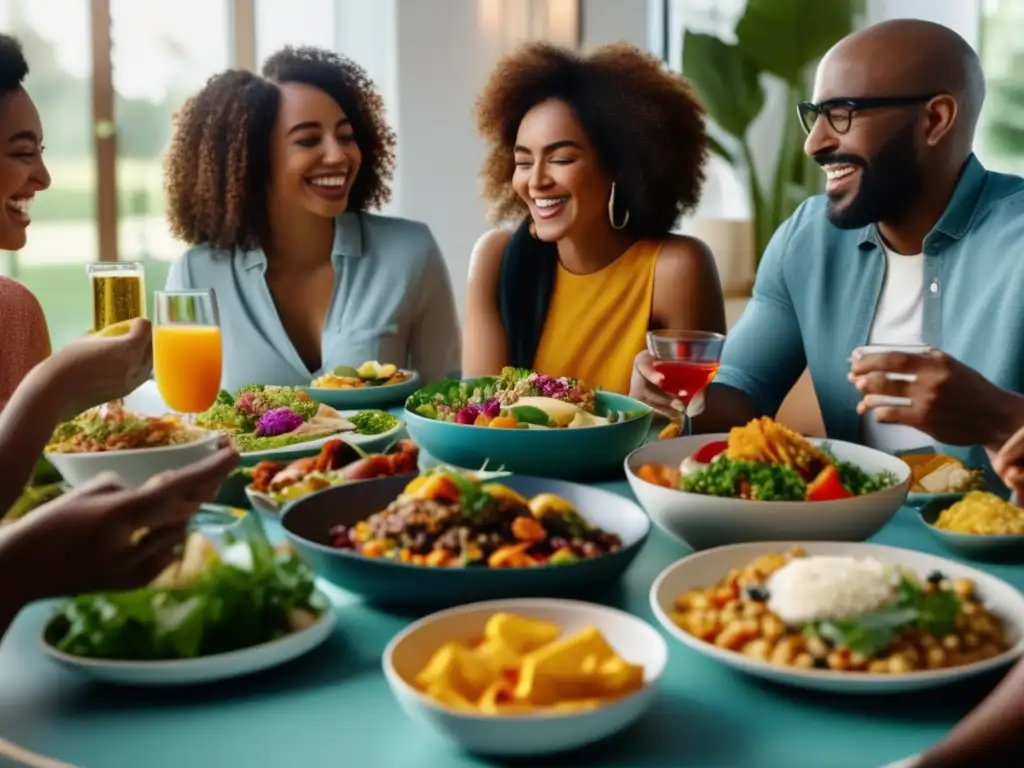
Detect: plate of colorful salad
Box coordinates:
(625, 418, 910, 550)
(403, 368, 651, 480)
(40, 514, 333, 686)
(305, 360, 420, 409)
(280, 468, 650, 607)
(244, 438, 420, 514)
(195, 385, 404, 463)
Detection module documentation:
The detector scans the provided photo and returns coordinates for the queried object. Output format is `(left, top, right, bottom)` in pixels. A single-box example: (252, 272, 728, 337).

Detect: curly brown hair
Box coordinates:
(476, 43, 708, 239)
(164, 46, 396, 251)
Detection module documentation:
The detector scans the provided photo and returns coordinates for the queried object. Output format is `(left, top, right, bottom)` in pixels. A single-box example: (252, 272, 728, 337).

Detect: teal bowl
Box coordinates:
(302, 371, 420, 410)
(905, 491, 966, 509)
(280, 474, 650, 610)
(917, 496, 1024, 561)
(403, 391, 653, 481)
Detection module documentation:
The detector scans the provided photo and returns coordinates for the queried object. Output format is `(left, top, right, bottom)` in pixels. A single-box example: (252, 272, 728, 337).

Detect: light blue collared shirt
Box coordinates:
(165, 211, 461, 391)
(715, 155, 1024, 474)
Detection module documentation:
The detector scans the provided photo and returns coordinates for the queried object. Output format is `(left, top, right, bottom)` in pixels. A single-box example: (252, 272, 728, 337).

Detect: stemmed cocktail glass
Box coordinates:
(644, 330, 726, 435)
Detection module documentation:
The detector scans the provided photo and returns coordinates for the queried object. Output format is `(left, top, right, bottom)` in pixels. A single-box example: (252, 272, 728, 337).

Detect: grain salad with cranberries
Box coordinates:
(671, 548, 1012, 674)
(329, 469, 622, 567)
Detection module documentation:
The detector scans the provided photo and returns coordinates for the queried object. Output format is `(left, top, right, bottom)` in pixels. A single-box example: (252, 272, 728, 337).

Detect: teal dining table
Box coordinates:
(1, 430, 1021, 767)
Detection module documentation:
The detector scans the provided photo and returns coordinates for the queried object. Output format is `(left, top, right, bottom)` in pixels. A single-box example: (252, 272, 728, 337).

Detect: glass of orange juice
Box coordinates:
(152, 290, 222, 420)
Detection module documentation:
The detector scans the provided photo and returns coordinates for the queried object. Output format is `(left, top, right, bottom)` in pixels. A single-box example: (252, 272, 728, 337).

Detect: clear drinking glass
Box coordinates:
(87, 261, 146, 332)
(152, 290, 223, 420)
(644, 330, 726, 435)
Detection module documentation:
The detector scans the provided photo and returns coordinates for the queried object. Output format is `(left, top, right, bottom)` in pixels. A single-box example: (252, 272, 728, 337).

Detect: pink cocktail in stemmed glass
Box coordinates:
(644, 330, 726, 435)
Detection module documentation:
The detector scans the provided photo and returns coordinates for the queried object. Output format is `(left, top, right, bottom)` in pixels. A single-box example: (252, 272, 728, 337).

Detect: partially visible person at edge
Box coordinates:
(0, 314, 239, 636)
(0, 34, 52, 408)
(163, 46, 460, 392)
(463, 42, 726, 395)
(907, 426, 1024, 768)
(632, 19, 1024, 484)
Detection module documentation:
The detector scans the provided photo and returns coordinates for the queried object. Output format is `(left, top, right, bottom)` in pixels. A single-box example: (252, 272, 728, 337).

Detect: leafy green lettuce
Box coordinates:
(44, 514, 323, 661)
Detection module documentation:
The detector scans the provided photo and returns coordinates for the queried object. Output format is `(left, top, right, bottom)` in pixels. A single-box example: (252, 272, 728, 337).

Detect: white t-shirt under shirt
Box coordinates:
(861, 245, 932, 453)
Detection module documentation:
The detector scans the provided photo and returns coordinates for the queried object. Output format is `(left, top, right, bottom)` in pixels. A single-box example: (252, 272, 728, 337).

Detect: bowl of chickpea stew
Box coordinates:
(650, 542, 1024, 694)
(281, 472, 650, 609)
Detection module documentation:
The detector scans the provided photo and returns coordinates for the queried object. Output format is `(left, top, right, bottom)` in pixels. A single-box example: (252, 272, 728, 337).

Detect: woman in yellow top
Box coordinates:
(463, 43, 726, 394)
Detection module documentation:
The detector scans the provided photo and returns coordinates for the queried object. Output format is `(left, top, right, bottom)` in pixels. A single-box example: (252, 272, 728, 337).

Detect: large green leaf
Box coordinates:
(735, 0, 855, 84)
(682, 30, 765, 141)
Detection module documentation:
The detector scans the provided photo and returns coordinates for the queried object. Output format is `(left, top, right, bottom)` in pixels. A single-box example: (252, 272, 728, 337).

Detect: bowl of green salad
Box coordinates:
(625, 422, 910, 550)
(195, 385, 405, 465)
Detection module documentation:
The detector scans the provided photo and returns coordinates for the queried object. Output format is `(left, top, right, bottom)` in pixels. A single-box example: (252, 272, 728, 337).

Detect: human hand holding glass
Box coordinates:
(641, 330, 725, 435)
(152, 290, 223, 421)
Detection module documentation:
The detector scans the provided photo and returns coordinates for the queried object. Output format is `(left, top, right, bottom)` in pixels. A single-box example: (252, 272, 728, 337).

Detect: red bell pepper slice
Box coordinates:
(806, 465, 853, 501)
(692, 440, 729, 464)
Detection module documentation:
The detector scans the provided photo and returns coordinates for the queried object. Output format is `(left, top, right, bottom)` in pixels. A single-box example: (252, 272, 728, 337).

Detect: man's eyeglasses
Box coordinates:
(797, 93, 944, 135)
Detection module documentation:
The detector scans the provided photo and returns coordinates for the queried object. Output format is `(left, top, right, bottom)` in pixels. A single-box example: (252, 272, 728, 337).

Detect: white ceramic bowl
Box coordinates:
(41, 593, 334, 686)
(650, 541, 1024, 694)
(46, 430, 222, 489)
(382, 598, 667, 757)
(625, 434, 911, 550)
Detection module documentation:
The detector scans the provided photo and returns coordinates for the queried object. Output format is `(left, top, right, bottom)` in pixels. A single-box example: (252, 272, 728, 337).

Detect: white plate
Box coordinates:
(41, 592, 334, 686)
(383, 598, 667, 757)
(650, 542, 1024, 694)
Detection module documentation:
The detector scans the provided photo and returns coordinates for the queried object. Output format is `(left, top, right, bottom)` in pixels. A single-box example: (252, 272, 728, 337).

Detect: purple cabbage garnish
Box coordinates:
(483, 398, 501, 418)
(528, 373, 571, 399)
(255, 406, 303, 436)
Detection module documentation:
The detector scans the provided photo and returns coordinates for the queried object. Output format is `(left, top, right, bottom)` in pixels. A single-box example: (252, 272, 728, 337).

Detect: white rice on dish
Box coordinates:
(766, 556, 898, 625)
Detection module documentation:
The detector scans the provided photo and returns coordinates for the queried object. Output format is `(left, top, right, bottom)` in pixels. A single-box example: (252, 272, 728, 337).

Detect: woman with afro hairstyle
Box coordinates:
(463, 43, 726, 395)
(163, 47, 460, 390)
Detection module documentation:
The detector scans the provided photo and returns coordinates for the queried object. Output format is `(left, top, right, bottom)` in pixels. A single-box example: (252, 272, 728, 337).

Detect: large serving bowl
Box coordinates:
(650, 541, 1024, 694)
(302, 370, 420, 409)
(625, 434, 911, 550)
(404, 391, 652, 481)
(46, 430, 223, 489)
(383, 598, 667, 756)
(281, 475, 650, 609)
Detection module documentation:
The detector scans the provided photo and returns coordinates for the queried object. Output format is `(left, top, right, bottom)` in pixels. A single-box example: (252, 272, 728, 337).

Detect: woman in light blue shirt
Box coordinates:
(162, 47, 460, 391)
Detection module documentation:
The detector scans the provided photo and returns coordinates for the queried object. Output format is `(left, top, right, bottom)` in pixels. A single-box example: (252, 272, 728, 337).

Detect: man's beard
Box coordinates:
(820, 123, 923, 230)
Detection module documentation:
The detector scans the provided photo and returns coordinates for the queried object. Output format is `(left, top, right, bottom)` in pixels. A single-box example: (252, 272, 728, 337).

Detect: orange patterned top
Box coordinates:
(0, 277, 51, 410)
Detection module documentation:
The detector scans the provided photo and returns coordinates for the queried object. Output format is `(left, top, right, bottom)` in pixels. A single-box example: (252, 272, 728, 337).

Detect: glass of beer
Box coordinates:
(152, 290, 223, 421)
(88, 261, 146, 332)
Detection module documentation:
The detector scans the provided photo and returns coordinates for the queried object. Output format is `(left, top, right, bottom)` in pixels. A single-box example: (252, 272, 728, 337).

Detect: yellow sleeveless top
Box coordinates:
(532, 240, 662, 394)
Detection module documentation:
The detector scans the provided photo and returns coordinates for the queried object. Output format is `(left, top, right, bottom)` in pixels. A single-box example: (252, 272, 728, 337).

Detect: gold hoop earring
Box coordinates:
(608, 182, 630, 230)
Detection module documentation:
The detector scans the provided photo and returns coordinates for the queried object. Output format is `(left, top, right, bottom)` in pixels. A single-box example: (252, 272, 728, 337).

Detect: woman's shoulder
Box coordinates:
(469, 228, 514, 273)
(652, 233, 716, 277)
(358, 212, 437, 250)
(0, 275, 45, 317)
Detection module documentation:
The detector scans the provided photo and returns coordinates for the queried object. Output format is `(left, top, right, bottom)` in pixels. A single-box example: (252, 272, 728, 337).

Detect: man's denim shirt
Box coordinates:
(716, 155, 1024, 473)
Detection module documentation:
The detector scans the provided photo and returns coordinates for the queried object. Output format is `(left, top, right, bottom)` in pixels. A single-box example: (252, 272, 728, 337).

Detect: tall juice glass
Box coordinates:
(88, 262, 146, 332)
(153, 290, 222, 419)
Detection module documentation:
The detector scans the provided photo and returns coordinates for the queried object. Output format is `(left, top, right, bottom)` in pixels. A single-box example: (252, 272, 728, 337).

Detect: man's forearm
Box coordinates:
(691, 383, 760, 434)
(0, 360, 72, 515)
(914, 657, 1024, 767)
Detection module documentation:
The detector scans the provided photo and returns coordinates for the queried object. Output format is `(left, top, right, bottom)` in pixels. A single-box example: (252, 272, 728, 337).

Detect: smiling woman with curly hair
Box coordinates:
(163, 47, 460, 390)
(463, 43, 726, 395)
